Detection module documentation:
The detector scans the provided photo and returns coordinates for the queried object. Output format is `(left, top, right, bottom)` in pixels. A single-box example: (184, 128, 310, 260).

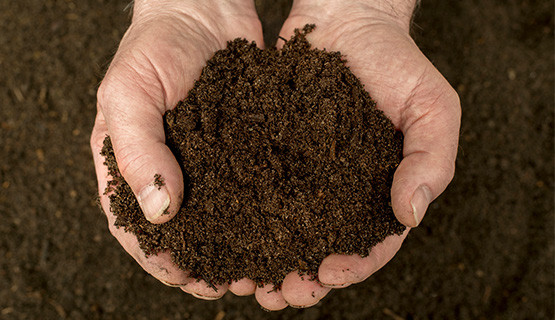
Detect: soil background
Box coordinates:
(0, 0, 553, 319)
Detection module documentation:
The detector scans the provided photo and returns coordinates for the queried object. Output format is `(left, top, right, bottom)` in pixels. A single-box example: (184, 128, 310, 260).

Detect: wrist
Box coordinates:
(291, 0, 417, 32)
(133, 0, 257, 23)
(130, 0, 261, 46)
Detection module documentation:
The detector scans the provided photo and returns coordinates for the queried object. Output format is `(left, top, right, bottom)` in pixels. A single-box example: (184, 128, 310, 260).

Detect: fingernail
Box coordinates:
(410, 185, 432, 226)
(318, 269, 351, 288)
(160, 279, 185, 287)
(289, 301, 319, 309)
(138, 184, 170, 222)
(319, 282, 351, 288)
(190, 292, 221, 300)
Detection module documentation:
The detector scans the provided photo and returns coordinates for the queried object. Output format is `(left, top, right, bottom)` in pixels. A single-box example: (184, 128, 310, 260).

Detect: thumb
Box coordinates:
(97, 75, 183, 224)
(391, 83, 461, 227)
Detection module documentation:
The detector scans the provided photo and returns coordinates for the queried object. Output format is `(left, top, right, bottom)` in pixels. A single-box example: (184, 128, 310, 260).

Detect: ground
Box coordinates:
(0, 0, 552, 319)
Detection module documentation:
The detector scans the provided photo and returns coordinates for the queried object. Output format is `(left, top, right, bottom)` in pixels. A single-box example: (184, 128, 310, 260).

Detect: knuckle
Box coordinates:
(437, 157, 456, 185)
(115, 144, 150, 182)
(448, 87, 461, 106)
(437, 85, 462, 123)
(96, 81, 108, 106)
(96, 78, 117, 108)
(446, 87, 462, 114)
(90, 121, 106, 152)
(89, 128, 100, 150)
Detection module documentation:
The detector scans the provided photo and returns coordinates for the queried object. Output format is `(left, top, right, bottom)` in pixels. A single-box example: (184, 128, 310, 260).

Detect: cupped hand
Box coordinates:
(253, 0, 461, 310)
(90, 0, 263, 300)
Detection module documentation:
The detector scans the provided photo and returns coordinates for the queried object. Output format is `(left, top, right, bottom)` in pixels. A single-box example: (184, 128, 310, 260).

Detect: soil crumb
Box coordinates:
(101, 25, 405, 287)
(153, 174, 165, 190)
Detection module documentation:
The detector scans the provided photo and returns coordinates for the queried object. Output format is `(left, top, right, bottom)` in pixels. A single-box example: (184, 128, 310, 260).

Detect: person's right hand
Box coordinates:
(90, 0, 264, 300)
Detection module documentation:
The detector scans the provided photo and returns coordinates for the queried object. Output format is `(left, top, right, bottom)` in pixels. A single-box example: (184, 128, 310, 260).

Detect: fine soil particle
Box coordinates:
(101, 25, 405, 287)
(153, 174, 165, 190)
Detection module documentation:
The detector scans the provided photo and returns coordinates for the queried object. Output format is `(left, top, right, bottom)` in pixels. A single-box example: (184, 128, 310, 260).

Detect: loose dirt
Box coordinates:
(101, 25, 405, 287)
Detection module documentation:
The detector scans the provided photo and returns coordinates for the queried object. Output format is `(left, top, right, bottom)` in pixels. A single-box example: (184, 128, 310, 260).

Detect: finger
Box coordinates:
(181, 280, 228, 300)
(108, 223, 192, 286)
(281, 272, 331, 308)
(92, 118, 191, 286)
(255, 284, 288, 311)
(392, 81, 461, 227)
(97, 65, 184, 224)
(318, 229, 410, 287)
(228, 278, 256, 296)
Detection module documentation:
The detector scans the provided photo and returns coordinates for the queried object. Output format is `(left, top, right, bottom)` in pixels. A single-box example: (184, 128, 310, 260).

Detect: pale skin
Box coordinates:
(91, 0, 460, 310)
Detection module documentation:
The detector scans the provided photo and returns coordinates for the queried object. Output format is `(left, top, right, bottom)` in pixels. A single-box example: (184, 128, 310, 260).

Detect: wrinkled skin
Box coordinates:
(91, 0, 460, 310)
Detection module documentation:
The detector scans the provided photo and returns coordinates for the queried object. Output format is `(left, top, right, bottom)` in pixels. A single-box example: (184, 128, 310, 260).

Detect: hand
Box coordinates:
(253, 0, 461, 310)
(90, 0, 264, 300)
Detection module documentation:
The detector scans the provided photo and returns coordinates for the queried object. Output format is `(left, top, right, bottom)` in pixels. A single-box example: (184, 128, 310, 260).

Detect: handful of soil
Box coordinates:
(101, 25, 405, 287)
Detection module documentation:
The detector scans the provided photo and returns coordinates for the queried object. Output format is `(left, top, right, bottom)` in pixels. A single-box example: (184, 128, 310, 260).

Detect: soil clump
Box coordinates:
(101, 25, 405, 287)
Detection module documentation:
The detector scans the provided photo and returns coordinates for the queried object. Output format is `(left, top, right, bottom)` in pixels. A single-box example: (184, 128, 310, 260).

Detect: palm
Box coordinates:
(106, 14, 264, 115)
(282, 16, 448, 126)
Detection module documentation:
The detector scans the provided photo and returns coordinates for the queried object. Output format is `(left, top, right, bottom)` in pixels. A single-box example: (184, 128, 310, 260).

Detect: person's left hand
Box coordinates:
(253, 0, 461, 310)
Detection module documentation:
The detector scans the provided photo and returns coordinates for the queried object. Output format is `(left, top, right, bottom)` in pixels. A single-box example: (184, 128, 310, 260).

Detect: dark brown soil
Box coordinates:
(0, 0, 553, 319)
(101, 25, 404, 287)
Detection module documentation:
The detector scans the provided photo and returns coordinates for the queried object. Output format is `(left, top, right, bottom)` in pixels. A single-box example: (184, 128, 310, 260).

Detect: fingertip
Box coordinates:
(228, 278, 256, 296)
(181, 280, 228, 300)
(318, 254, 359, 287)
(321, 232, 410, 288)
(255, 284, 288, 311)
(281, 272, 331, 308)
